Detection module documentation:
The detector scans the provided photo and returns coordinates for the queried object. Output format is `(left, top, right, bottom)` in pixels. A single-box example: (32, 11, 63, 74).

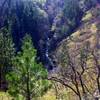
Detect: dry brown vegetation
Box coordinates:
(49, 6, 100, 100)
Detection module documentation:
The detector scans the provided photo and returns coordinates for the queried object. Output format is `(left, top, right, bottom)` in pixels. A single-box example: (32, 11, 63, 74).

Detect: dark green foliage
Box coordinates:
(0, 27, 15, 90)
(63, 0, 83, 27)
(84, 0, 97, 10)
(6, 34, 51, 100)
(1, 0, 98, 71)
(11, 0, 49, 50)
(51, 0, 83, 42)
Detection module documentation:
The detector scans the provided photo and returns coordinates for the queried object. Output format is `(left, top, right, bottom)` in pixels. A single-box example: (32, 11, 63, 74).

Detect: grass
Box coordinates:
(82, 11, 92, 21)
(0, 92, 12, 100)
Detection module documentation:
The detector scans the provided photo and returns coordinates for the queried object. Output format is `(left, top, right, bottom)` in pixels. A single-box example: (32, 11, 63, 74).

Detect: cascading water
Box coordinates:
(43, 33, 55, 70)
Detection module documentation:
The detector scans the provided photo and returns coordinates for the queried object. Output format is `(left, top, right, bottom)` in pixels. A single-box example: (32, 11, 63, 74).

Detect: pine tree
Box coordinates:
(6, 34, 51, 100)
(63, 0, 83, 27)
(0, 27, 15, 91)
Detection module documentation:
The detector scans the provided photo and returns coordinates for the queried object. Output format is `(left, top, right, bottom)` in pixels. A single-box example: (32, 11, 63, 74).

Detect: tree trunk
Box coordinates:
(26, 69, 31, 100)
(26, 80, 31, 100)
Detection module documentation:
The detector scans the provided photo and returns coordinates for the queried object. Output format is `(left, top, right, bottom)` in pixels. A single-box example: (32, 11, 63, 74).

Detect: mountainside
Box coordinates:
(55, 5, 100, 61)
(49, 5, 100, 100)
(1, 0, 100, 99)
(0, 0, 99, 70)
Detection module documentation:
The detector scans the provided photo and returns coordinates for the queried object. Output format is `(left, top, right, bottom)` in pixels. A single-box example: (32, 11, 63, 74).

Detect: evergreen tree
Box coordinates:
(6, 34, 51, 100)
(84, 0, 97, 10)
(63, 0, 83, 27)
(0, 27, 15, 91)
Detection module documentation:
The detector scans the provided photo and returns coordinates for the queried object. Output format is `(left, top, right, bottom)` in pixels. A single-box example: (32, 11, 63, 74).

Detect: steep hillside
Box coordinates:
(51, 5, 100, 100)
(0, 0, 99, 70)
(55, 5, 100, 61)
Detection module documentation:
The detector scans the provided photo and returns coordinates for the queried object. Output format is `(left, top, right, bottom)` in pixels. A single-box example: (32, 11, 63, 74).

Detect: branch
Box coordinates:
(48, 76, 79, 96)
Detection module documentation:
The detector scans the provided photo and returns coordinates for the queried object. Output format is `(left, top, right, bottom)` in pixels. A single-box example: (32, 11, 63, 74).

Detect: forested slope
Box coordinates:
(52, 5, 100, 100)
(0, 0, 100, 100)
(0, 0, 98, 69)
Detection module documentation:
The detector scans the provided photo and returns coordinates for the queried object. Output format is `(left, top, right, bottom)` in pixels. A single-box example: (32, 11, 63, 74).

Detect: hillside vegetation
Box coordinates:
(53, 5, 100, 100)
(56, 5, 100, 56)
(0, 0, 100, 100)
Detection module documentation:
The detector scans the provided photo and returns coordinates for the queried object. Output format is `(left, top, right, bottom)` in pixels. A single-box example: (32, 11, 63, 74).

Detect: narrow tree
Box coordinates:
(63, 0, 83, 27)
(6, 34, 51, 100)
(0, 27, 15, 91)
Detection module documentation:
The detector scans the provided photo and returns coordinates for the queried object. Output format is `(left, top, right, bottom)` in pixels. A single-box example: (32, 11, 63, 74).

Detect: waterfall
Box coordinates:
(45, 35, 55, 70)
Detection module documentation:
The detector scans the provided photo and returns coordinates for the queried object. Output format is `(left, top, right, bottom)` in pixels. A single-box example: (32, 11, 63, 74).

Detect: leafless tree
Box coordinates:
(48, 41, 98, 100)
